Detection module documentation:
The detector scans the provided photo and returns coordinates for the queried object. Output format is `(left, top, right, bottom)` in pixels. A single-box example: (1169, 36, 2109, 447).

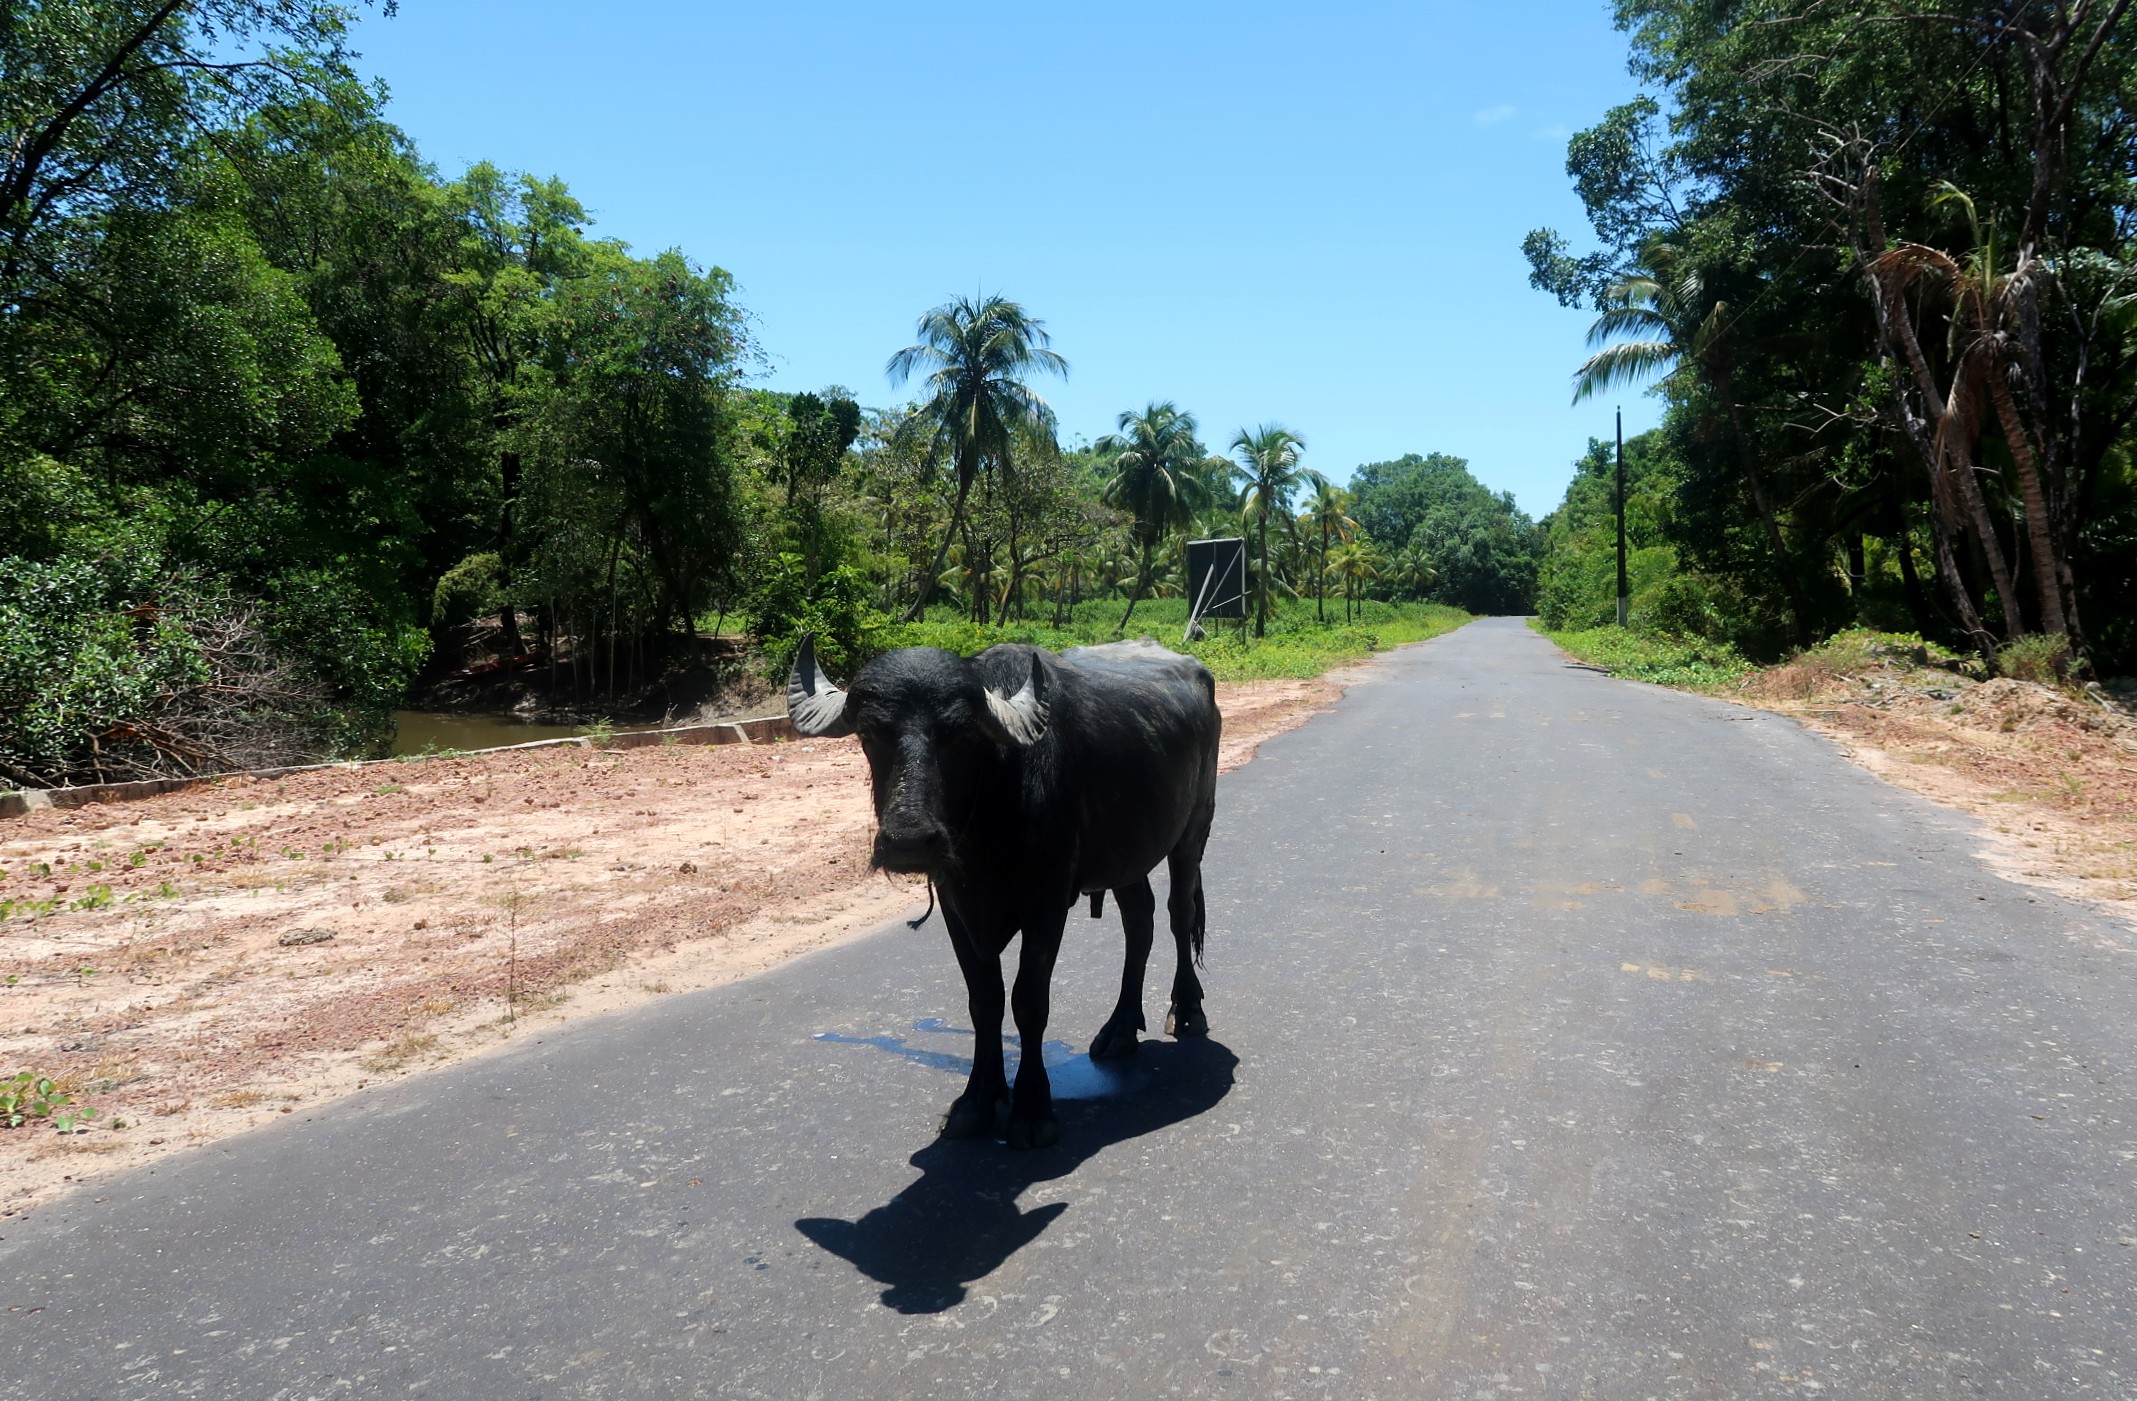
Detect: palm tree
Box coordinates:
(1386, 544, 1437, 601)
(1326, 540, 1380, 623)
(1298, 474, 1356, 623)
(1875, 184, 2067, 646)
(1229, 425, 1309, 637)
(886, 294, 1067, 621)
(1098, 402, 1212, 632)
(1572, 243, 1809, 645)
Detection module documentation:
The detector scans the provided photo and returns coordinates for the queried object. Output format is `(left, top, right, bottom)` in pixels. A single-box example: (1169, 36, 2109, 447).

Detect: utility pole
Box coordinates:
(1615, 407, 1629, 629)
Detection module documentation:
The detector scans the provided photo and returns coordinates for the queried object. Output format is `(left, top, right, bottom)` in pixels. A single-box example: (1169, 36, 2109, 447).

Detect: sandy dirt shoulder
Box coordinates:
(1721, 652, 2137, 943)
(0, 675, 1343, 1215)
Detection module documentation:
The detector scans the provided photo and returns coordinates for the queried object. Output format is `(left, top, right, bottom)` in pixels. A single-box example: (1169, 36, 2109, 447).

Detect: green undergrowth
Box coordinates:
(1532, 620, 1754, 689)
(875, 599, 1473, 683)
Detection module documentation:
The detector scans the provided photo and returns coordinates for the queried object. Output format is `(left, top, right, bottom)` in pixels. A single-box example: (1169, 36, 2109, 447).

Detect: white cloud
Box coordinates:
(1473, 104, 1518, 127)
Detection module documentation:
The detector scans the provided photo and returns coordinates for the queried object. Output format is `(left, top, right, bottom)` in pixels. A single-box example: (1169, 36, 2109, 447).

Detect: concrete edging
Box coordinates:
(0, 713, 798, 820)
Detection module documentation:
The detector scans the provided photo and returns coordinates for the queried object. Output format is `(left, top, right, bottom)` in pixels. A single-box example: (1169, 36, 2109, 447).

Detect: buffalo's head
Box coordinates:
(786, 636, 1050, 874)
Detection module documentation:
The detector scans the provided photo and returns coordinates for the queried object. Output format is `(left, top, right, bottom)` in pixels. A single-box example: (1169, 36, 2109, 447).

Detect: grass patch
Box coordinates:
(1532, 620, 1754, 689)
(360, 1033, 440, 1073)
(878, 597, 1471, 682)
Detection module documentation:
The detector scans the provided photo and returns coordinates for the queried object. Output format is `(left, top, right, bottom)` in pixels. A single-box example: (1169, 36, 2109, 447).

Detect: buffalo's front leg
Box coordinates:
(1090, 877, 1155, 1059)
(1005, 909, 1067, 1149)
(941, 905, 1006, 1139)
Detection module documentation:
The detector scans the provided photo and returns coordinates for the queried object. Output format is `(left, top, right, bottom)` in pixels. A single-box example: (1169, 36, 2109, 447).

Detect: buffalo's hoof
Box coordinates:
(1004, 1111, 1060, 1150)
(941, 1096, 999, 1139)
(1089, 1019, 1141, 1060)
(1165, 1002, 1209, 1038)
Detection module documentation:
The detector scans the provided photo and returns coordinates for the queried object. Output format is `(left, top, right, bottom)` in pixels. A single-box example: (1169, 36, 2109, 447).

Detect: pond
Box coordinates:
(388, 710, 616, 757)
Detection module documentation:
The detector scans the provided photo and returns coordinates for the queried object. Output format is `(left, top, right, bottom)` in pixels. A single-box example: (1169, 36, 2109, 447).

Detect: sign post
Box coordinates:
(1184, 537, 1247, 642)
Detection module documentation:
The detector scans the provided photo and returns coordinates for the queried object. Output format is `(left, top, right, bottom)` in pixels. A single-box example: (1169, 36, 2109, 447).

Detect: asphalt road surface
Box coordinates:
(4, 617, 2133, 1399)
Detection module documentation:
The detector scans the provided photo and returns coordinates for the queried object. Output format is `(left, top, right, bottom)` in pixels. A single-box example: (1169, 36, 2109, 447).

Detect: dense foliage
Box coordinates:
(1528, 0, 2137, 675)
(0, 1, 1523, 787)
(1349, 454, 1542, 616)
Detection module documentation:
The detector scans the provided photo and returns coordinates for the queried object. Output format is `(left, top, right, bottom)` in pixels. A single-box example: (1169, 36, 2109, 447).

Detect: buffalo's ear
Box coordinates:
(976, 650, 1050, 748)
(787, 634, 855, 737)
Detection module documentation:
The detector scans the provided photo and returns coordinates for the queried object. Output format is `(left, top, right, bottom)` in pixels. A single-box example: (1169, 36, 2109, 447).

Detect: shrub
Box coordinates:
(1637, 575, 1724, 641)
(0, 554, 427, 785)
(750, 556, 887, 679)
(1997, 632, 2071, 685)
(431, 552, 505, 629)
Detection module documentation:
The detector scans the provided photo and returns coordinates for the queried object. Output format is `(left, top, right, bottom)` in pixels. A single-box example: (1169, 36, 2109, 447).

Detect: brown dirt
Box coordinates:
(1725, 645, 2137, 936)
(0, 675, 1340, 1215)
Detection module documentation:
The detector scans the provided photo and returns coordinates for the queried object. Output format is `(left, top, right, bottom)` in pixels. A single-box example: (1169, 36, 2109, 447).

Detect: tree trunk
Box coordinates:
(1316, 520, 1328, 622)
(1254, 510, 1270, 638)
(1984, 356, 2069, 641)
(497, 449, 525, 649)
(901, 468, 975, 623)
(1890, 386, 1997, 658)
(1855, 197, 2000, 662)
(1117, 538, 1154, 633)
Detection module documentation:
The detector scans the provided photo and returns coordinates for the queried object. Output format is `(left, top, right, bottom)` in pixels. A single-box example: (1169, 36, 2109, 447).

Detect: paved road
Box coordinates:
(4, 617, 2134, 1398)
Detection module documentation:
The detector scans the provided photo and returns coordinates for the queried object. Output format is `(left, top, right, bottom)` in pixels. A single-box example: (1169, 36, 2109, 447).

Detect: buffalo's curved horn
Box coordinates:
(786, 634, 855, 737)
(978, 650, 1050, 748)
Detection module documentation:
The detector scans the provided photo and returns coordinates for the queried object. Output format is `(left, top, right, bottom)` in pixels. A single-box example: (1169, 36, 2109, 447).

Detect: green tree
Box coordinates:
(1097, 402, 1213, 632)
(1572, 242, 1810, 644)
(1530, 0, 2137, 668)
(1298, 475, 1356, 622)
(884, 294, 1068, 620)
(1228, 425, 1309, 637)
(440, 164, 591, 647)
(1349, 453, 1540, 614)
(1326, 539, 1380, 623)
(778, 390, 862, 586)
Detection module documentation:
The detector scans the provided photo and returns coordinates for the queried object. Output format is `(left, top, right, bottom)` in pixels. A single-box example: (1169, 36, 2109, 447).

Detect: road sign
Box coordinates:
(1187, 537, 1248, 624)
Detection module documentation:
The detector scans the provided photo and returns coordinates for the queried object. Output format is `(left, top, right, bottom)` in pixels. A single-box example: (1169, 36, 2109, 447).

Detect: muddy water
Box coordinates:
(389, 710, 611, 756)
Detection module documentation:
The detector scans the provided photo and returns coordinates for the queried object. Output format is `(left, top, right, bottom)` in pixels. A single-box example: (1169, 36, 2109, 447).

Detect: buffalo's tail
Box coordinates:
(1191, 881, 1207, 968)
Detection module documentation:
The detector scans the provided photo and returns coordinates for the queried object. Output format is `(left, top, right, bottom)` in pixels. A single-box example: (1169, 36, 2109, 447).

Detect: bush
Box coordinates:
(0, 556, 208, 785)
(0, 554, 428, 786)
(1638, 575, 1725, 641)
(749, 556, 888, 680)
(1534, 620, 1752, 688)
(1997, 632, 2071, 685)
(431, 552, 504, 629)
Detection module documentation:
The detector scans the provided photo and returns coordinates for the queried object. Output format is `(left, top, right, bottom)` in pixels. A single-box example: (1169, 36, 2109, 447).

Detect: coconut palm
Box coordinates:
(886, 294, 1067, 620)
(1297, 474, 1356, 622)
(1386, 545, 1438, 601)
(1229, 425, 1309, 637)
(1875, 184, 2067, 645)
(1098, 402, 1213, 632)
(1326, 539, 1380, 623)
(1572, 243, 1809, 645)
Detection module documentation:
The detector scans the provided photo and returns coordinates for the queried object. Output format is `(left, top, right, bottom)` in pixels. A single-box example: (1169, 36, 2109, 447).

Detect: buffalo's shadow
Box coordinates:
(795, 1035, 1238, 1313)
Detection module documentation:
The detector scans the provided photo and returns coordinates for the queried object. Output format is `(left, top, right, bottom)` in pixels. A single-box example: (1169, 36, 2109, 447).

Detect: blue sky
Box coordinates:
(348, 1, 1657, 517)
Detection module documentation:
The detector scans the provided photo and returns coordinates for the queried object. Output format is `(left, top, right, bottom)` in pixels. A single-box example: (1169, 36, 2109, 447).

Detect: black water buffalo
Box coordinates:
(787, 635, 1220, 1148)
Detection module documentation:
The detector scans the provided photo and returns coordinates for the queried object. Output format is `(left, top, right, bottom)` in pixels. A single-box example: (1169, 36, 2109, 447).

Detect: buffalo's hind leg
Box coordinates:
(940, 904, 1007, 1139)
(1164, 820, 1212, 1039)
(1090, 877, 1155, 1060)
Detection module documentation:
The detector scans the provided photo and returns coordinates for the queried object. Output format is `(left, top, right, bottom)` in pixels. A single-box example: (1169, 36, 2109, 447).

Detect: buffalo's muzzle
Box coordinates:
(872, 825, 949, 873)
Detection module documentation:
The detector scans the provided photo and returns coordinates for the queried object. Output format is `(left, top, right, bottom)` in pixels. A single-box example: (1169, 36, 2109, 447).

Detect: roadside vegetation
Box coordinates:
(885, 599, 1471, 684)
(1, 2, 1520, 791)
(1524, 2, 2137, 683)
(1531, 622, 1751, 690)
